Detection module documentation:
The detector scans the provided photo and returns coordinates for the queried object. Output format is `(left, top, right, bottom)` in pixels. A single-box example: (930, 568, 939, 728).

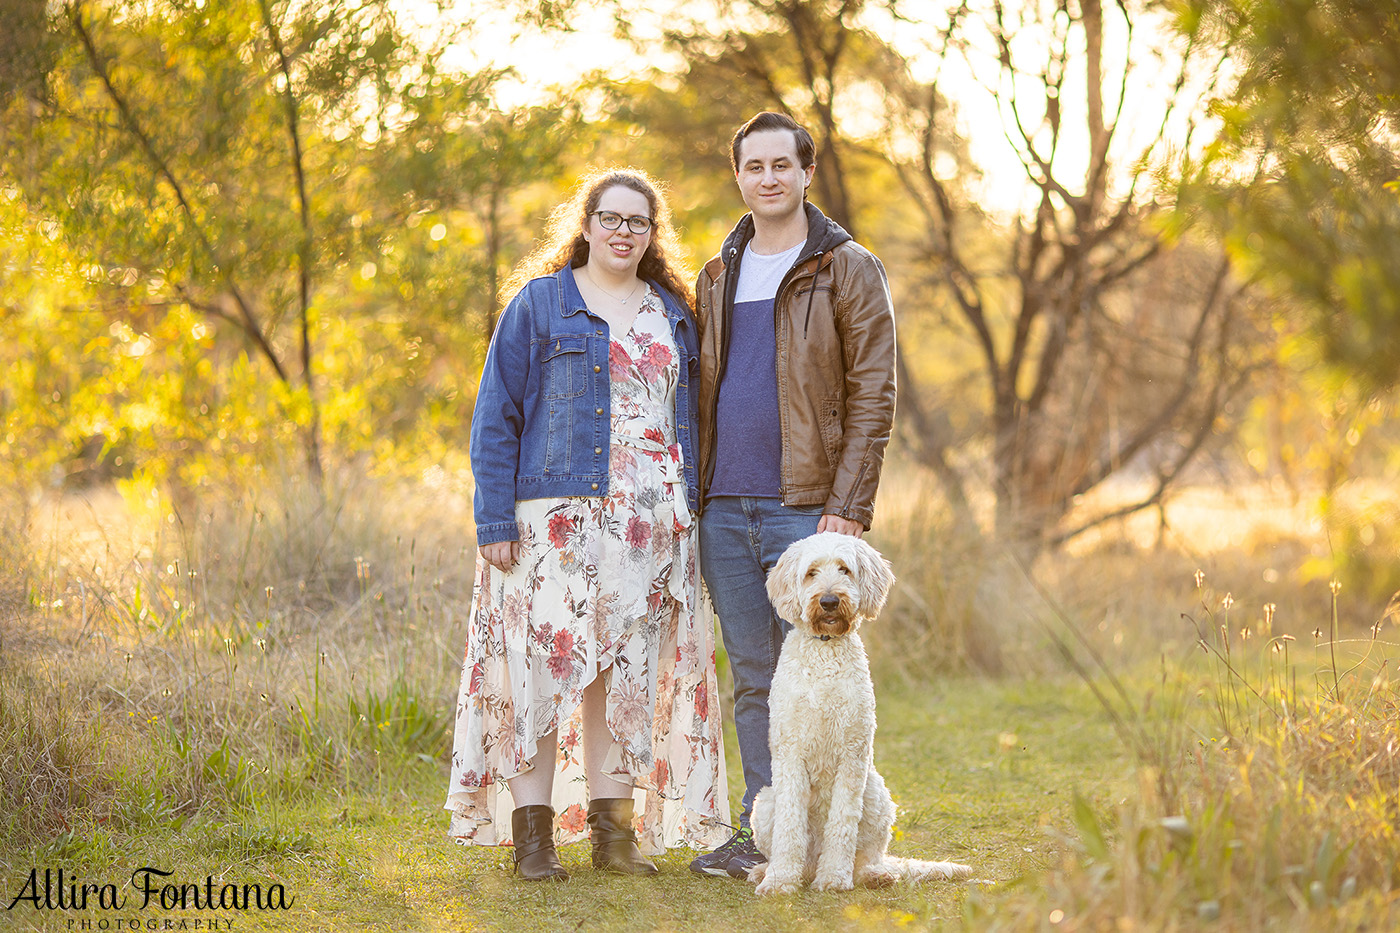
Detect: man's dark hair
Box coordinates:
(729, 111, 816, 173)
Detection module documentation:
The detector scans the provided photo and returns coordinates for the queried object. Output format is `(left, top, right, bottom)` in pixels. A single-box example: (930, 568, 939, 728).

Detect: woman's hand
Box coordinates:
(479, 541, 522, 573)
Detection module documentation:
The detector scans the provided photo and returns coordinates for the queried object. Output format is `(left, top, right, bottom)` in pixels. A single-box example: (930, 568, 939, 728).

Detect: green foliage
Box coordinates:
(199, 735, 256, 805)
(115, 779, 185, 832)
(1323, 498, 1400, 608)
(348, 676, 449, 760)
(0, 0, 584, 491)
(204, 822, 315, 859)
(1185, 0, 1400, 389)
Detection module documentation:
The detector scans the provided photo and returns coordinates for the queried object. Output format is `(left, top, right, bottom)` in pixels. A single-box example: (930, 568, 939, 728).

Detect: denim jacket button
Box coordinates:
(594, 365, 601, 373)
(595, 407, 603, 415)
(591, 483, 599, 490)
(595, 447, 602, 455)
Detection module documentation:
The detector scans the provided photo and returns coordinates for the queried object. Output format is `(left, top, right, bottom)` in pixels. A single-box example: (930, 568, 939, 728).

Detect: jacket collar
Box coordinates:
(557, 264, 589, 318)
(716, 201, 854, 276)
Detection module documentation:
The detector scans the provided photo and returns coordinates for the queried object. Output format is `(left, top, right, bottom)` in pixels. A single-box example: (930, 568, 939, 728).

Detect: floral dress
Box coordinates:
(446, 288, 729, 853)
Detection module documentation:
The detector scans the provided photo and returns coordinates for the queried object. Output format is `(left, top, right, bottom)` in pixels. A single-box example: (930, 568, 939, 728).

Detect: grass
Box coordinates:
(975, 569, 1400, 931)
(3, 469, 1400, 930)
(0, 669, 1127, 931)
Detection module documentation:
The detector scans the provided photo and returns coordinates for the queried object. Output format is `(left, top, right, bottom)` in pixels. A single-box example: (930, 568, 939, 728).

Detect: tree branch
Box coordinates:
(68, 1, 289, 384)
(1069, 254, 1236, 498)
(257, 0, 322, 480)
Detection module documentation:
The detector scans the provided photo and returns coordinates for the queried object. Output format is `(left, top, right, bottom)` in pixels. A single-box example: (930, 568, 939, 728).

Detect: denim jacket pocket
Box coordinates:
(543, 335, 589, 400)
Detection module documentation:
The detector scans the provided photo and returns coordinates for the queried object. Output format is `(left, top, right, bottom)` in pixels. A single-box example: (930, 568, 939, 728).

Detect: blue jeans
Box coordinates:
(699, 496, 823, 826)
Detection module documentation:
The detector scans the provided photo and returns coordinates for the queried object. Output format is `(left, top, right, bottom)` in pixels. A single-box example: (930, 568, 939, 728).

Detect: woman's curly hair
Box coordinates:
(501, 167, 693, 310)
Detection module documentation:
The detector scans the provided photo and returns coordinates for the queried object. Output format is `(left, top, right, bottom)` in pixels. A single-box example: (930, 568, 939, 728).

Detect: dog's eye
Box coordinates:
(805, 568, 818, 579)
(838, 565, 852, 576)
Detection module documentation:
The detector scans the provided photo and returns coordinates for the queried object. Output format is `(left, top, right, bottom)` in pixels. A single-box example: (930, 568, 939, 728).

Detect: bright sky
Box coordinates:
(411, 2, 645, 107)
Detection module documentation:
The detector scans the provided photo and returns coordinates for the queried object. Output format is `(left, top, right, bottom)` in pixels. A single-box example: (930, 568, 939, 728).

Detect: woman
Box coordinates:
(446, 169, 729, 880)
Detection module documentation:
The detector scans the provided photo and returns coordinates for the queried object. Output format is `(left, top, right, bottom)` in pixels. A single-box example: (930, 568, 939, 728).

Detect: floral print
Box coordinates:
(447, 290, 729, 853)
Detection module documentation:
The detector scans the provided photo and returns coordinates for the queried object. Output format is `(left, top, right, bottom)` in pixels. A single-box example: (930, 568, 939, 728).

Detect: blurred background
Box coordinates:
(2, 0, 1399, 657)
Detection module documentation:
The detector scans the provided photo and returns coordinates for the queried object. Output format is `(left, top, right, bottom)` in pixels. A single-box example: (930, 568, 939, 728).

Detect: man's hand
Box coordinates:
(479, 540, 522, 573)
(817, 514, 864, 538)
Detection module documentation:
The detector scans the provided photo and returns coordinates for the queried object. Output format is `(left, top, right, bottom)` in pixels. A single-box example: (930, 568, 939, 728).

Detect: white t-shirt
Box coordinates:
(735, 240, 805, 302)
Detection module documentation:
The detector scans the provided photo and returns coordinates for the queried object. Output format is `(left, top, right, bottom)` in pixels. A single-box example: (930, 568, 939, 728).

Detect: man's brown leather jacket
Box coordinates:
(695, 202, 897, 529)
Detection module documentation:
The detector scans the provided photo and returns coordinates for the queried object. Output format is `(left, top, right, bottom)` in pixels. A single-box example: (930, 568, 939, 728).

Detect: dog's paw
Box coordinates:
(856, 865, 897, 889)
(746, 863, 768, 883)
(754, 875, 800, 897)
(810, 872, 854, 892)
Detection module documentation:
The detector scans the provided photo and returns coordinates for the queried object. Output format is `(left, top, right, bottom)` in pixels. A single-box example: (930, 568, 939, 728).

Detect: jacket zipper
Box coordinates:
(802, 251, 825, 339)
(772, 250, 826, 501)
(842, 458, 870, 518)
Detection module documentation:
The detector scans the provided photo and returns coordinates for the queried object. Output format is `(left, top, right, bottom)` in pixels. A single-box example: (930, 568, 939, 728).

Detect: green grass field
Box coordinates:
(0, 670, 1125, 931)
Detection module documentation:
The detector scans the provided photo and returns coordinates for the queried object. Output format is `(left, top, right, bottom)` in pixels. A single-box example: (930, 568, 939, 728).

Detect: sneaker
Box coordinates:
(724, 838, 766, 880)
(689, 826, 763, 878)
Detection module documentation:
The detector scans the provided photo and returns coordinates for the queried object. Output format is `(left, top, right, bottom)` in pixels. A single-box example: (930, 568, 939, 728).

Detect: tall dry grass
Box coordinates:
(865, 467, 1400, 926)
(970, 562, 1400, 929)
(866, 467, 1048, 677)
(0, 467, 479, 859)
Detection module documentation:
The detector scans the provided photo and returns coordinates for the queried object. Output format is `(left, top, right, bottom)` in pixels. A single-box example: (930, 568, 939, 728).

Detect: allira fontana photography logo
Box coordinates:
(7, 867, 295, 913)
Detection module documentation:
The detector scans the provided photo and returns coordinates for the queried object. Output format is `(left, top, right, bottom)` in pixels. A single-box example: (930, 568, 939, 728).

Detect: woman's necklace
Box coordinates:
(583, 266, 642, 308)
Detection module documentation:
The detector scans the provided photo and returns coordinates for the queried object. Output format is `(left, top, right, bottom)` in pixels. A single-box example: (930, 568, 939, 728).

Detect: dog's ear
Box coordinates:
(766, 540, 804, 624)
(854, 538, 895, 617)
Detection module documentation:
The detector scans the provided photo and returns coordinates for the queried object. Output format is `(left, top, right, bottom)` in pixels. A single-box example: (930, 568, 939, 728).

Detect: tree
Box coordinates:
(1, 0, 429, 484)
(1178, 0, 1400, 606)
(0, 0, 581, 493)
(622, 0, 1267, 557)
(1182, 0, 1400, 390)
(386, 86, 583, 341)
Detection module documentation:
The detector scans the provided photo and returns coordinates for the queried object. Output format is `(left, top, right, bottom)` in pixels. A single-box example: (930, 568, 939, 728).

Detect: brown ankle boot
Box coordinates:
(587, 797, 658, 875)
(510, 805, 568, 881)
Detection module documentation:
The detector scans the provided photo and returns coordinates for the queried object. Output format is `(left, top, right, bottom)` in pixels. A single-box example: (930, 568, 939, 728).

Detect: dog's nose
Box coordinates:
(819, 594, 839, 612)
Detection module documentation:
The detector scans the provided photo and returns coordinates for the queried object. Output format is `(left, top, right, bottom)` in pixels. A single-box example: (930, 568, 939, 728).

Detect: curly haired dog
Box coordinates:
(749, 532, 972, 895)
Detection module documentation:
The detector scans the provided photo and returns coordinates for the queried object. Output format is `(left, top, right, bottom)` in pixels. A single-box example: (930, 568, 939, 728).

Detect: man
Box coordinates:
(689, 111, 898, 879)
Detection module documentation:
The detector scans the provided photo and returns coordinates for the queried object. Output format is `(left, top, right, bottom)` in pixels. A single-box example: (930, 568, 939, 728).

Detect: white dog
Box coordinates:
(749, 532, 973, 895)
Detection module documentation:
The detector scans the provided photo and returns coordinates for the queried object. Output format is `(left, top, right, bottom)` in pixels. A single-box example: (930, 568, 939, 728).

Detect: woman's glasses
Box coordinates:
(591, 211, 653, 235)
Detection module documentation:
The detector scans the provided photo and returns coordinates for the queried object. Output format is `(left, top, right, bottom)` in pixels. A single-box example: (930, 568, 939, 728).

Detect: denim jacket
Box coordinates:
(471, 264, 702, 546)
